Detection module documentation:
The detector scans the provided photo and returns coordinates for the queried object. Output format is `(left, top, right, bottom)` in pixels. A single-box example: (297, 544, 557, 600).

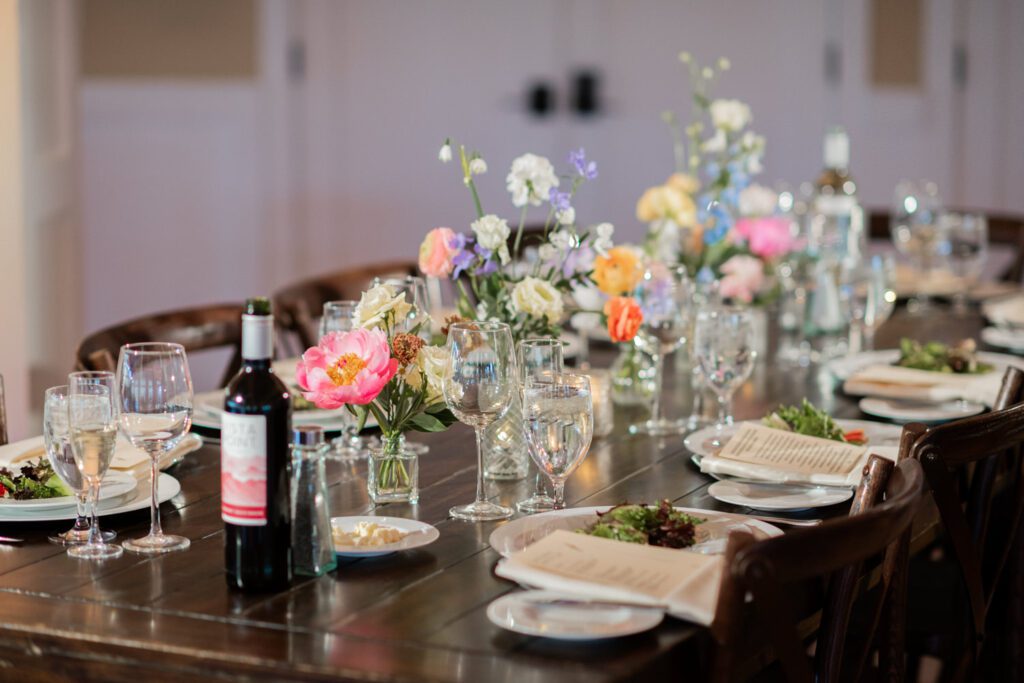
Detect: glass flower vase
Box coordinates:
(482, 390, 529, 481)
(610, 341, 657, 407)
(367, 433, 419, 504)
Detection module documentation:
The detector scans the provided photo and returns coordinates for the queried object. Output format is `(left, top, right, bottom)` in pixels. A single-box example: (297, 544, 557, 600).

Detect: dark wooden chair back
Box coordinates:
(904, 366, 1024, 678)
(75, 304, 244, 388)
(712, 456, 926, 683)
(0, 374, 7, 446)
(272, 261, 417, 352)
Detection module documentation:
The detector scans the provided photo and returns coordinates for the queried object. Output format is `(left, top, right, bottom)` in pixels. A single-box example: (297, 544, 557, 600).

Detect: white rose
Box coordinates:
(738, 184, 778, 217)
(506, 153, 559, 208)
(556, 206, 576, 226)
(709, 99, 751, 132)
(469, 157, 487, 175)
(354, 284, 412, 330)
(404, 345, 447, 405)
(593, 222, 614, 256)
(471, 214, 511, 264)
(701, 129, 727, 153)
(438, 143, 453, 163)
(511, 277, 564, 323)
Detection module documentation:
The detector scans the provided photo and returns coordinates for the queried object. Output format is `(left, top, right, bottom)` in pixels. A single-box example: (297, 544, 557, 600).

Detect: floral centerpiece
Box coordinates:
(295, 283, 454, 503)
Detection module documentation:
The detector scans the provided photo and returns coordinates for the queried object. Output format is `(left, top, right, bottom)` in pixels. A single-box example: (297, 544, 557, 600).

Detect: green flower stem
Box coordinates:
(377, 432, 412, 492)
(512, 204, 528, 262)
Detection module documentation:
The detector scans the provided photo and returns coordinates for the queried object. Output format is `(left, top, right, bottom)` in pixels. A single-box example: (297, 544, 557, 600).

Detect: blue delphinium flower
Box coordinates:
(569, 148, 598, 180)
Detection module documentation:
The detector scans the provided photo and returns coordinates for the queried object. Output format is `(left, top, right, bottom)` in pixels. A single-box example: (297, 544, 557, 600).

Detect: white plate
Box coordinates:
(824, 349, 1022, 381)
(487, 589, 664, 640)
(858, 397, 985, 424)
(488, 505, 783, 559)
(683, 419, 902, 462)
(0, 473, 180, 522)
(981, 327, 1024, 353)
(707, 479, 852, 511)
(0, 470, 137, 511)
(192, 389, 377, 432)
(331, 516, 439, 558)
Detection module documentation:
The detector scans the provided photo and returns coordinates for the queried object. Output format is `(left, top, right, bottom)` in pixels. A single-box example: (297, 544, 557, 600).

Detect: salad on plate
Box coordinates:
(0, 460, 72, 500)
(578, 500, 705, 549)
(762, 399, 867, 445)
(895, 338, 992, 375)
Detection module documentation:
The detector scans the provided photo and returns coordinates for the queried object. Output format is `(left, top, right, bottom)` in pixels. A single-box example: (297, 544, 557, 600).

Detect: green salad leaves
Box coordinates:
(762, 399, 866, 445)
(580, 500, 705, 549)
(896, 338, 992, 374)
(0, 460, 72, 500)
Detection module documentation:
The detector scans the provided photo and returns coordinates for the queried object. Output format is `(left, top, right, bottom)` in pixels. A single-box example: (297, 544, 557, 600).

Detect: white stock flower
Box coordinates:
(701, 129, 727, 153)
(469, 157, 487, 175)
(438, 144, 453, 163)
(354, 284, 413, 330)
(738, 184, 778, 217)
(593, 222, 614, 256)
(404, 345, 447, 405)
(556, 206, 576, 226)
(511, 277, 564, 323)
(506, 153, 559, 207)
(709, 99, 751, 132)
(471, 214, 511, 264)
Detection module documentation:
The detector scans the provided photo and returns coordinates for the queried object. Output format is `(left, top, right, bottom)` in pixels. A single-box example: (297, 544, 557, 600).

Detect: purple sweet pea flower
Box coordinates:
(476, 258, 498, 276)
(451, 249, 475, 278)
(569, 148, 598, 180)
(548, 187, 572, 212)
(560, 243, 594, 279)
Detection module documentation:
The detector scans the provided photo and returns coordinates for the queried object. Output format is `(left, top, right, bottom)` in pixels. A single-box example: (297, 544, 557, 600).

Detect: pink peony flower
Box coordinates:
(418, 227, 458, 277)
(719, 255, 766, 304)
(295, 328, 398, 409)
(733, 217, 794, 260)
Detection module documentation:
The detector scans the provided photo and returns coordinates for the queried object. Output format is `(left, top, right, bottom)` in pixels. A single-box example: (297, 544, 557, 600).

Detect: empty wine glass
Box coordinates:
(515, 338, 564, 514)
(44, 385, 116, 546)
(943, 212, 989, 314)
(890, 180, 947, 313)
(319, 300, 376, 460)
(319, 300, 359, 339)
(116, 343, 193, 554)
(443, 321, 517, 522)
(841, 254, 897, 351)
(66, 371, 122, 560)
(631, 264, 694, 436)
(523, 373, 593, 510)
(693, 306, 758, 439)
(373, 276, 432, 336)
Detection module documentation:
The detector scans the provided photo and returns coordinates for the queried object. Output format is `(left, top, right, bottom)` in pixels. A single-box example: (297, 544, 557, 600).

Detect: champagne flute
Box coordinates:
(67, 371, 122, 560)
(515, 338, 564, 514)
(523, 373, 593, 510)
(631, 264, 694, 436)
(443, 321, 516, 522)
(44, 385, 115, 545)
(116, 343, 193, 554)
(319, 300, 377, 460)
(693, 306, 758, 439)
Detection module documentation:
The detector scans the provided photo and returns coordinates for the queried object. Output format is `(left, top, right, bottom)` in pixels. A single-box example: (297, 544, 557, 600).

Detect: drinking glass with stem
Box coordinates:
(943, 212, 989, 314)
(840, 254, 897, 351)
(44, 385, 116, 545)
(631, 264, 694, 436)
(693, 306, 758, 442)
(116, 343, 193, 554)
(515, 338, 564, 514)
(523, 373, 593, 510)
(443, 321, 517, 522)
(320, 300, 377, 459)
(890, 180, 947, 313)
(66, 371, 123, 559)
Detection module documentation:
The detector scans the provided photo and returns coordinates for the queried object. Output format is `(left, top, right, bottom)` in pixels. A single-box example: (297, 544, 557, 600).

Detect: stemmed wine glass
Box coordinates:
(841, 254, 896, 351)
(523, 373, 593, 510)
(116, 343, 193, 554)
(890, 180, 946, 313)
(320, 300, 376, 460)
(693, 306, 758, 439)
(44, 385, 115, 546)
(631, 264, 694, 436)
(66, 371, 123, 560)
(443, 321, 517, 522)
(943, 212, 989, 314)
(373, 275, 432, 336)
(515, 338, 564, 514)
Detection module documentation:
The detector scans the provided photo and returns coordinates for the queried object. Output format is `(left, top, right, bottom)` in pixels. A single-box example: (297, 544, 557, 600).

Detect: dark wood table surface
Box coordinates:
(0, 309, 996, 682)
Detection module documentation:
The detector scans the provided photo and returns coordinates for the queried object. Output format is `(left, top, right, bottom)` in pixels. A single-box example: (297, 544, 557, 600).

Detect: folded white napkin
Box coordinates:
(983, 294, 1024, 328)
(699, 444, 898, 488)
(2, 433, 203, 479)
(843, 364, 1003, 407)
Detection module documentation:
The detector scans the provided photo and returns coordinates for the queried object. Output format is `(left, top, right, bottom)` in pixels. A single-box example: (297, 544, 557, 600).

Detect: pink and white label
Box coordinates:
(221, 413, 267, 526)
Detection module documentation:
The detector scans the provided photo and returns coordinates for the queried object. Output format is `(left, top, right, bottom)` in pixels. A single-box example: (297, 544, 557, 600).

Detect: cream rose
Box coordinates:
(404, 345, 447, 405)
(511, 277, 564, 323)
(354, 284, 412, 330)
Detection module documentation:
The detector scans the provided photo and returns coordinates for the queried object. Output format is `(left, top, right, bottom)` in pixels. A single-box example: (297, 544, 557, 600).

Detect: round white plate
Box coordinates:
(824, 349, 1022, 381)
(331, 516, 440, 558)
(0, 473, 180, 522)
(981, 327, 1024, 353)
(707, 479, 852, 511)
(0, 470, 137, 511)
(683, 419, 902, 462)
(858, 397, 985, 424)
(487, 589, 664, 640)
(488, 505, 782, 559)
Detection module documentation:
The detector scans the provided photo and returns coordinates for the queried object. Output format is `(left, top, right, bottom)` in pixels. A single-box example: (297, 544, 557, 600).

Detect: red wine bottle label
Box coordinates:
(221, 413, 267, 526)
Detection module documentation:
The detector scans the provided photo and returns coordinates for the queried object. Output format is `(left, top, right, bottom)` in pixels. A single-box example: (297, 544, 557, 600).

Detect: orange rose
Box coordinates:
(604, 296, 642, 343)
(593, 246, 643, 296)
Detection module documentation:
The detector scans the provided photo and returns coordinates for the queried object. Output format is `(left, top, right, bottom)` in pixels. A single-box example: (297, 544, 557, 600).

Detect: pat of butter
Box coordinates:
(333, 521, 406, 547)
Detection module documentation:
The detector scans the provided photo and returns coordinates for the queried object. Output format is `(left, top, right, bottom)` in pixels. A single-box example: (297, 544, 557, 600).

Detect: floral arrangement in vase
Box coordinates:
(294, 283, 454, 503)
(637, 53, 795, 304)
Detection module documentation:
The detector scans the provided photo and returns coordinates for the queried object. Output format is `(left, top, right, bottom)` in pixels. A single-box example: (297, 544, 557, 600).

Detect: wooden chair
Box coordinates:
(75, 304, 243, 389)
(903, 366, 1024, 682)
(272, 261, 417, 353)
(711, 455, 926, 683)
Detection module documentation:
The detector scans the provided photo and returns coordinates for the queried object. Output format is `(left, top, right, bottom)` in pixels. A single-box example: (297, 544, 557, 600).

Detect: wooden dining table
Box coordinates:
(0, 307, 996, 682)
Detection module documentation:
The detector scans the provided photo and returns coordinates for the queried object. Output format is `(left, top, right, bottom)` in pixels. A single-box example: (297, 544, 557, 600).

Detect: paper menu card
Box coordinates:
(716, 423, 866, 476)
(494, 530, 724, 625)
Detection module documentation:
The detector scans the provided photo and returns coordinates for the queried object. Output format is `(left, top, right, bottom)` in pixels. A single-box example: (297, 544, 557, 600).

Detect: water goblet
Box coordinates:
(523, 373, 593, 510)
(943, 212, 989, 314)
(116, 343, 193, 554)
(693, 306, 758, 440)
(515, 338, 564, 514)
(890, 180, 946, 313)
(319, 300, 378, 459)
(443, 322, 517, 522)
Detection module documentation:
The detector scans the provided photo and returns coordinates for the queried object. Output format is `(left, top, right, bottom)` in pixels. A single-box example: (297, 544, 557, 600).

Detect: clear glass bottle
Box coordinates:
(290, 426, 336, 577)
(808, 126, 865, 264)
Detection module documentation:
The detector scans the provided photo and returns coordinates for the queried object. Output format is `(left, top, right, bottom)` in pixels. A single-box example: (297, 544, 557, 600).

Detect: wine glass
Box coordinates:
(630, 264, 694, 436)
(841, 254, 897, 351)
(443, 321, 517, 522)
(515, 338, 564, 514)
(890, 180, 946, 313)
(943, 212, 989, 314)
(373, 275, 432, 336)
(116, 343, 193, 554)
(319, 300, 359, 339)
(66, 371, 123, 560)
(319, 300, 377, 460)
(44, 385, 116, 546)
(693, 306, 758, 438)
(523, 373, 593, 510)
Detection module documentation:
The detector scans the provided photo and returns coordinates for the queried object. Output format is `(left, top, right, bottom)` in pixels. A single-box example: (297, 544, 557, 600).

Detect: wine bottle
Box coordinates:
(222, 297, 293, 591)
(809, 126, 865, 263)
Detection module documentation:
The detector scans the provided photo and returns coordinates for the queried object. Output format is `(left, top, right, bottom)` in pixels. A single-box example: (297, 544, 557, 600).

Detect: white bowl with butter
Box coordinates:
(331, 516, 440, 558)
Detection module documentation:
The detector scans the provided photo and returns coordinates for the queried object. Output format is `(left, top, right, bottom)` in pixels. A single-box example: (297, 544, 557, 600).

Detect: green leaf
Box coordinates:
(408, 412, 449, 433)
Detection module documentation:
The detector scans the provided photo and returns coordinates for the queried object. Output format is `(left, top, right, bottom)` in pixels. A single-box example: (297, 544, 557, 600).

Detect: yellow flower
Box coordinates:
(666, 172, 700, 196)
(635, 184, 697, 227)
(593, 246, 644, 296)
